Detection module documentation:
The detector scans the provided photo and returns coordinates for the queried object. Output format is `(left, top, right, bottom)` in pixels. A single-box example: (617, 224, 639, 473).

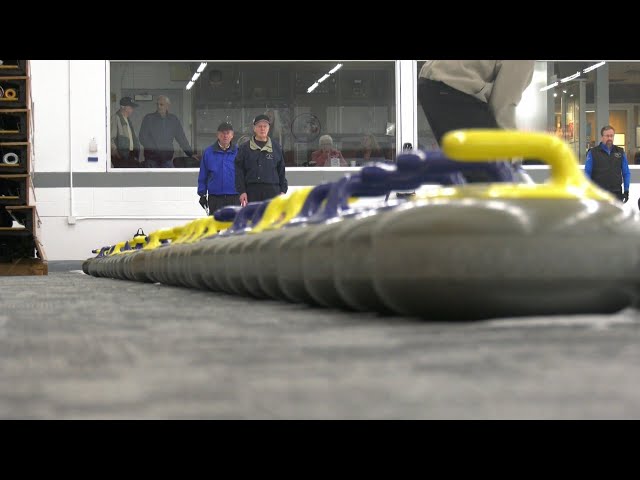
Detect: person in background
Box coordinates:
(310, 134, 347, 166)
(417, 60, 535, 178)
(235, 114, 288, 206)
(110, 96, 141, 168)
(139, 95, 197, 168)
(197, 122, 240, 214)
(417, 60, 535, 144)
(356, 133, 385, 165)
(585, 125, 630, 203)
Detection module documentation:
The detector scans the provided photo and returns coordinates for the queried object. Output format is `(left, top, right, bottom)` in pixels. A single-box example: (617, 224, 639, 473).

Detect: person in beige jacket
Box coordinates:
(418, 60, 535, 144)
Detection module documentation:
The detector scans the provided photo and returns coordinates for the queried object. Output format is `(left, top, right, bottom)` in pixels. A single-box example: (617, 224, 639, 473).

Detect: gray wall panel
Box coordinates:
(31, 168, 640, 189)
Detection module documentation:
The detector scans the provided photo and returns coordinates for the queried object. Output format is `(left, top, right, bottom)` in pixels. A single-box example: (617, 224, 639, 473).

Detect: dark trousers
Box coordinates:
(208, 194, 240, 214)
(608, 189, 624, 201)
(418, 78, 499, 146)
(144, 150, 174, 168)
(111, 151, 140, 168)
(418, 78, 524, 181)
(246, 184, 280, 203)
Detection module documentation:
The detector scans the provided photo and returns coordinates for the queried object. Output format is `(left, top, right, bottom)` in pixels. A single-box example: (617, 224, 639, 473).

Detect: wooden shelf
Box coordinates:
(0, 257, 47, 275)
(0, 60, 44, 275)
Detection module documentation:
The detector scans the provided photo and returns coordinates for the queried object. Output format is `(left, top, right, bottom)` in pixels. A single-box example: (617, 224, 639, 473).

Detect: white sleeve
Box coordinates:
(489, 61, 536, 129)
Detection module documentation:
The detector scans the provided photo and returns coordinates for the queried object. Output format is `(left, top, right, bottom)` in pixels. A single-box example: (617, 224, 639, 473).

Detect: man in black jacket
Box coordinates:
(584, 125, 630, 203)
(139, 95, 196, 168)
(235, 114, 288, 206)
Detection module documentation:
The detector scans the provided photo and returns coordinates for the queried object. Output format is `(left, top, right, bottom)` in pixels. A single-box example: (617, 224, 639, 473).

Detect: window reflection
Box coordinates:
(416, 60, 640, 166)
(109, 61, 396, 169)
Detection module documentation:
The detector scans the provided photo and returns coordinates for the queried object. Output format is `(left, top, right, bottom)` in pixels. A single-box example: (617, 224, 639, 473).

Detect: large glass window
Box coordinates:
(416, 61, 640, 165)
(547, 61, 640, 163)
(109, 61, 396, 169)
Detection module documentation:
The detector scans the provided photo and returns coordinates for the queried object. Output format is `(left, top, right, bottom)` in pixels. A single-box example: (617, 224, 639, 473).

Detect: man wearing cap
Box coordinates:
(139, 95, 196, 168)
(234, 114, 288, 206)
(197, 122, 240, 214)
(110, 96, 141, 168)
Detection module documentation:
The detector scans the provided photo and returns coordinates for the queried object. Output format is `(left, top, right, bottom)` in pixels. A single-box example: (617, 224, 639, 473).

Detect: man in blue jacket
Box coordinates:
(584, 125, 630, 203)
(197, 122, 240, 214)
(235, 114, 288, 206)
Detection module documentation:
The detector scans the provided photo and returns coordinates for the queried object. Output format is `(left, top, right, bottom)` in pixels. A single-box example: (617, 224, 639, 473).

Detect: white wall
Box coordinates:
(30, 61, 70, 172)
(34, 186, 312, 260)
(37, 187, 205, 260)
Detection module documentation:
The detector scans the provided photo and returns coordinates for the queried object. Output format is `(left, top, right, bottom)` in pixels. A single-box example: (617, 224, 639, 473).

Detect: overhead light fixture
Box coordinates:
(540, 82, 559, 92)
(583, 61, 605, 73)
(328, 63, 343, 74)
(585, 110, 595, 113)
(307, 63, 343, 93)
(560, 71, 581, 83)
(185, 62, 207, 90)
(541, 63, 597, 91)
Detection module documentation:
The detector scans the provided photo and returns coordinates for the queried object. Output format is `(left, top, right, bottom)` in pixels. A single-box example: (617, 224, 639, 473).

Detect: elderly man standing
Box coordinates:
(197, 122, 240, 214)
(139, 95, 197, 168)
(110, 96, 141, 168)
(235, 114, 288, 206)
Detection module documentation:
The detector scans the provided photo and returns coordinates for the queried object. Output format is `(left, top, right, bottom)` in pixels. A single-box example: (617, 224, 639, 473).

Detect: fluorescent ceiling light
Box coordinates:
(197, 62, 208, 73)
(539, 62, 605, 92)
(308, 63, 344, 93)
(560, 71, 581, 83)
(540, 82, 559, 92)
(583, 61, 605, 73)
(186, 81, 195, 90)
(191, 72, 200, 82)
(585, 110, 595, 113)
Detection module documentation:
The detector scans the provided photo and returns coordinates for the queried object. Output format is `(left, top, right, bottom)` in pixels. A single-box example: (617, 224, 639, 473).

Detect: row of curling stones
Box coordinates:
(83, 212, 235, 283)
(84, 138, 545, 320)
(81, 149, 477, 287)
(89, 128, 640, 322)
